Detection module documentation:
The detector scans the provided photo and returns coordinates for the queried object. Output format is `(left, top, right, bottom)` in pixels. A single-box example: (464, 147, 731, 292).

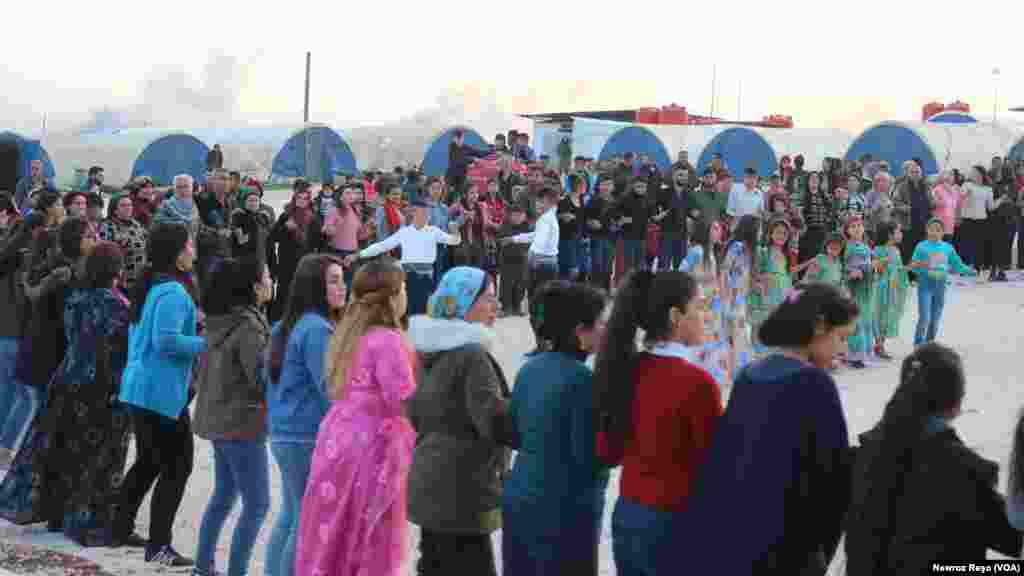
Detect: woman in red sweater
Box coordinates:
(593, 270, 723, 576)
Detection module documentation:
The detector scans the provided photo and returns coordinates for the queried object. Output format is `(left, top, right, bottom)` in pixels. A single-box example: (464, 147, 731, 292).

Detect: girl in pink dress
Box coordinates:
(294, 257, 416, 576)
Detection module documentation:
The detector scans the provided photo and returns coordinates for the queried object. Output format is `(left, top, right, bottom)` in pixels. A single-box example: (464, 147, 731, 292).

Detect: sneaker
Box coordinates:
(848, 360, 867, 369)
(145, 545, 194, 567)
(876, 349, 894, 360)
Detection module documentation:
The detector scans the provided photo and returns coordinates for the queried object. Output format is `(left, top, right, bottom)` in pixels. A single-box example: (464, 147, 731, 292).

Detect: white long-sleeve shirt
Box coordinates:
(959, 183, 994, 220)
(358, 225, 460, 265)
(510, 207, 559, 257)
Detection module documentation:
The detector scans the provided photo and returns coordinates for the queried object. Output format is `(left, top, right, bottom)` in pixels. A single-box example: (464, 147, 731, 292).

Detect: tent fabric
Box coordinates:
(270, 126, 358, 183)
(927, 112, 978, 124)
(760, 128, 853, 173)
(696, 127, 777, 177)
(597, 126, 672, 170)
(0, 131, 56, 182)
(845, 121, 1019, 177)
(1009, 137, 1024, 162)
(420, 127, 486, 177)
(131, 134, 210, 186)
(46, 128, 199, 187)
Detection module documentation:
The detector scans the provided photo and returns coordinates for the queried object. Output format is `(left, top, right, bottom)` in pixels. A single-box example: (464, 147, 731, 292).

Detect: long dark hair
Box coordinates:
(85, 242, 124, 290)
(531, 280, 606, 360)
(1011, 409, 1024, 500)
(849, 343, 966, 550)
(201, 255, 264, 317)
(757, 283, 858, 348)
(270, 253, 344, 383)
(593, 270, 699, 444)
(130, 223, 191, 322)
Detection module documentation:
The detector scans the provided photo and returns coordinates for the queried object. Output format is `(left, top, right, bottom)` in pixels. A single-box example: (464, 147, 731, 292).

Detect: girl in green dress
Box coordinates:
(873, 222, 908, 360)
(751, 218, 793, 357)
(800, 233, 846, 289)
(843, 216, 875, 369)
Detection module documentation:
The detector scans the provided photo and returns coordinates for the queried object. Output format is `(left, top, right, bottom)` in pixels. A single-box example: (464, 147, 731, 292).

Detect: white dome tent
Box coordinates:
(760, 128, 854, 172)
(845, 121, 1021, 177)
(46, 128, 209, 188)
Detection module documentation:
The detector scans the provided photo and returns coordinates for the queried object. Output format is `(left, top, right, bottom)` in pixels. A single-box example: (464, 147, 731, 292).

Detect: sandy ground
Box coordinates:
(1, 197, 1022, 574)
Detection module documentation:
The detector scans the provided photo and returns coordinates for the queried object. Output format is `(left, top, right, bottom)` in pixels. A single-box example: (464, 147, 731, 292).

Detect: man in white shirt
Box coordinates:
(727, 167, 764, 229)
(345, 199, 461, 316)
(501, 186, 560, 300)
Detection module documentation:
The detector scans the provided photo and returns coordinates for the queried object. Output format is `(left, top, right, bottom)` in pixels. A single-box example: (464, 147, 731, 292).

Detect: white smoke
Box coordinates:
(74, 50, 248, 134)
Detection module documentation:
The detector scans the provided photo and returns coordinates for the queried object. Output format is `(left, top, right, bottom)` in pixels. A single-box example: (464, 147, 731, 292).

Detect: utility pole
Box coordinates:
(737, 80, 743, 120)
(710, 64, 717, 117)
(992, 67, 1000, 123)
(304, 52, 311, 124)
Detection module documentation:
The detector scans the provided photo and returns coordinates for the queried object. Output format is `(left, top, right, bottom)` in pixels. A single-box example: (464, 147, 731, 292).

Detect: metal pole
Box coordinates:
(737, 80, 742, 120)
(992, 67, 1000, 123)
(304, 52, 311, 124)
(710, 65, 717, 117)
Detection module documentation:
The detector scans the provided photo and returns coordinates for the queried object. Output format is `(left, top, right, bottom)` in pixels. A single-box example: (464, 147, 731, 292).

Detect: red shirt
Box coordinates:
(600, 353, 722, 511)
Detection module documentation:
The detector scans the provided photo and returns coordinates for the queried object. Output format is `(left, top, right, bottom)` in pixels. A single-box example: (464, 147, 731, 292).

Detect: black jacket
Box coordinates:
(845, 426, 1023, 576)
(447, 142, 488, 180)
(657, 182, 690, 239)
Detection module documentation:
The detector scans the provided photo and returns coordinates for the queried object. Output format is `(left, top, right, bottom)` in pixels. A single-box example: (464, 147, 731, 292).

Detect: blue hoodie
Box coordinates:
(119, 280, 206, 420)
(267, 312, 333, 442)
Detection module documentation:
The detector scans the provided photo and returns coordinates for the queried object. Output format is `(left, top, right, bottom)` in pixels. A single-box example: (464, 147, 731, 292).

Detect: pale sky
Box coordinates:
(3, 0, 1022, 135)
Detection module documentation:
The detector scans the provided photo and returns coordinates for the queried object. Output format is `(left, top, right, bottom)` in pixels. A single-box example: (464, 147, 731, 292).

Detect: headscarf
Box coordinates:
(427, 267, 486, 320)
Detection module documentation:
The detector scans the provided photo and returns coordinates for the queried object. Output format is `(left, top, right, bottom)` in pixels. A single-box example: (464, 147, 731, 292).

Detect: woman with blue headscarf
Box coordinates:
(406, 267, 515, 576)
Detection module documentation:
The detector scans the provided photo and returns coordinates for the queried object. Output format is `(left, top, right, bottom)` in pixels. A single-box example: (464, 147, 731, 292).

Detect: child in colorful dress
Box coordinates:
(751, 217, 793, 357)
(907, 218, 977, 345)
(873, 222, 909, 359)
(680, 221, 730, 389)
(721, 215, 760, 376)
(796, 232, 845, 289)
(844, 215, 875, 369)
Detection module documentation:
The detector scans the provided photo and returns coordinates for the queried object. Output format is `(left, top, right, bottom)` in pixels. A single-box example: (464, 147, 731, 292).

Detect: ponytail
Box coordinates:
(593, 269, 698, 444)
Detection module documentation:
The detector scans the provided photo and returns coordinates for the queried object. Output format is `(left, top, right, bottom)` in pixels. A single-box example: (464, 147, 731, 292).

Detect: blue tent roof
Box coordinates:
(696, 127, 777, 177)
(421, 127, 486, 177)
(0, 131, 56, 182)
(1010, 137, 1024, 163)
(844, 123, 939, 177)
(272, 126, 358, 182)
(598, 126, 671, 171)
(131, 133, 210, 186)
(927, 112, 978, 124)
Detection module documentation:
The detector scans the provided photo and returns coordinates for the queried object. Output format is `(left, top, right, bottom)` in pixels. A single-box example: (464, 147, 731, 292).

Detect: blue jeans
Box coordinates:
(558, 239, 579, 280)
(914, 277, 947, 346)
(266, 442, 315, 576)
(195, 440, 270, 576)
(405, 268, 434, 317)
(658, 236, 687, 271)
(612, 498, 676, 576)
(623, 238, 647, 274)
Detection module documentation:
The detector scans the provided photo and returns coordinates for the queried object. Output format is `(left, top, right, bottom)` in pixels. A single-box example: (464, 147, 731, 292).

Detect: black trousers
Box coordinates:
(114, 407, 194, 547)
(417, 530, 496, 576)
(499, 258, 526, 314)
(989, 217, 1014, 270)
(959, 219, 987, 269)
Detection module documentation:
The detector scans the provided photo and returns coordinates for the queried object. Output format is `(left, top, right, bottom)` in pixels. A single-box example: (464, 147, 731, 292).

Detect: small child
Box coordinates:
(873, 222, 908, 359)
(751, 217, 793, 357)
(680, 221, 731, 389)
(907, 217, 976, 345)
(796, 232, 845, 289)
(843, 216, 875, 369)
(498, 205, 531, 316)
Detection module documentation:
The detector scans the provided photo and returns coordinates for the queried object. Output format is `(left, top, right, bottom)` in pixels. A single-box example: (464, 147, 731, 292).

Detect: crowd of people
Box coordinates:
(0, 130, 1020, 576)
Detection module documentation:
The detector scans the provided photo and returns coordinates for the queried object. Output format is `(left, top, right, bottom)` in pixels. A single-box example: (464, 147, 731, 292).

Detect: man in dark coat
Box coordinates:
(446, 129, 488, 199)
(206, 144, 224, 172)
